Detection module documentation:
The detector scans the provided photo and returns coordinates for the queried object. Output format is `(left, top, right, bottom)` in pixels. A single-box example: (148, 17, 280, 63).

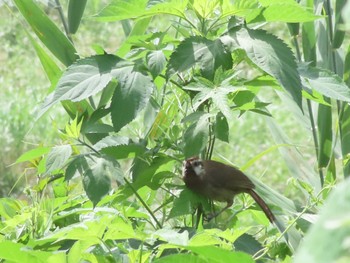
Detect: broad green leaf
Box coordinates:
(192, 0, 221, 18)
(15, 146, 51, 163)
(221, 28, 302, 109)
(94, 135, 145, 159)
(221, 0, 260, 21)
(46, 145, 72, 174)
(214, 113, 229, 142)
(167, 36, 233, 80)
(131, 155, 174, 187)
(110, 63, 154, 132)
(65, 155, 88, 181)
(168, 188, 210, 218)
(13, 0, 78, 66)
(299, 65, 350, 102)
(294, 177, 350, 263)
(153, 229, 189, 246)
(259, 1, 321, 23)
(146, 50, 166, 78)
(82, 155, 122, 206)
(83, 170, 111, 207)
(94, 0, 188, 22)
(0, 241, 63, 263)
(153, 254, 203, 263)
(183, 115, 210, 158)
(38, 55, 122, 118)
(187, 246, 254, 263)
(93, 135, 129, 151)
(0, 198, 22, 220)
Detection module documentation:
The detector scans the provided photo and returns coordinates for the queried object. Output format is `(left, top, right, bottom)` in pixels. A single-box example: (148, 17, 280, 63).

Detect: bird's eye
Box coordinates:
(192, 160, 202, 167)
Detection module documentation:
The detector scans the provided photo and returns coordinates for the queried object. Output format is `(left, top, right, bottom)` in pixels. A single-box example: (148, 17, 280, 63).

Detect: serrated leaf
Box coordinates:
(65, 155, 88, 181)
(299, 64, 350, 102)
(221, 28, 302, 109)
(168, 188, 210, 218)
(110, 64, 154, 132)
(146, 50, 166, 78)
(82, 155, 123, 206)
(38, 55, 123, 119)
(46, 145, 72, 174)
(167, 36, 233, 80)
(93, 135, 130, 151)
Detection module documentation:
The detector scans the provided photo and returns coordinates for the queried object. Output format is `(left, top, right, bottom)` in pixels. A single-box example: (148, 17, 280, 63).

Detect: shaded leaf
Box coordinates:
(146, 50, 166, 78)
(183, 115, 210, 158)
(299, 64, 350, 102)
(46, 145, 72, 174)
(221, 28, 302, 109)
(167, 36, 233, 80)
(110, 64, 154, 132)
(38, 55, 123, 119)
(214, 113, 229, 142)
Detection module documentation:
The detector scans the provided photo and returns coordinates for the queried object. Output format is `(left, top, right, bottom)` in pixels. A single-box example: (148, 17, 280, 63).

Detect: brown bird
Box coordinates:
(182, 156, 275, 223)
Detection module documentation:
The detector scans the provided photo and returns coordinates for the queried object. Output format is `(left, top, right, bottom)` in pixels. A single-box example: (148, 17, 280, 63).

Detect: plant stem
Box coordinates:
(54, 0, 73, 43)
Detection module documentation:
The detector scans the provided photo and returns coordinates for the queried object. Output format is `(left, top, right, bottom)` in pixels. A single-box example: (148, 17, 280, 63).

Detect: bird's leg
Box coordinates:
(206, 200, 233, 221)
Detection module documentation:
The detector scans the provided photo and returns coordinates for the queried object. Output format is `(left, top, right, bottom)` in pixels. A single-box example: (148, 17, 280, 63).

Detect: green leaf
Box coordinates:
(146, 50, 166, 78)
(168, 188, 210, 218)
(94, 0, 188, 22)
(294, 177, 350, 263)
(259, 1, 321, 23)
(26, 32, 62, 88)
(45, 145, 72, 174)
(82, 155, 122, 206)
(167, 36, 233, 80)
(13, 0, 78, 66)
(317, 104, 333, 169)
(183, 115, 210, 158)
(38, 55, 122, 118)
(187, 246, 254, 263)
(15, 146, 51, 163)
(93, 135, 145, 159)
(68, 0, 87, 34)
(93, 135, 129, 150)
(83, 169, 111, 207)
(214, 113, 229, 142)
(153, 254, 203, 263)
(299, 64, 350, 102)
(221, 28, 302, 109)
(0, 241, 64, 263)
(110, 63, 154, 132)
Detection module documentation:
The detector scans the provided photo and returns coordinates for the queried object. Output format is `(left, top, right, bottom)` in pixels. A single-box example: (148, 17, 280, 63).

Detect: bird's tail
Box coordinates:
(248, 189, 275, 223)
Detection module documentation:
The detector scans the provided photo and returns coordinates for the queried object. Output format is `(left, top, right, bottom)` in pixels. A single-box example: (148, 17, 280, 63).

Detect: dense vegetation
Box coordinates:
(1, 0, 350, 262)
